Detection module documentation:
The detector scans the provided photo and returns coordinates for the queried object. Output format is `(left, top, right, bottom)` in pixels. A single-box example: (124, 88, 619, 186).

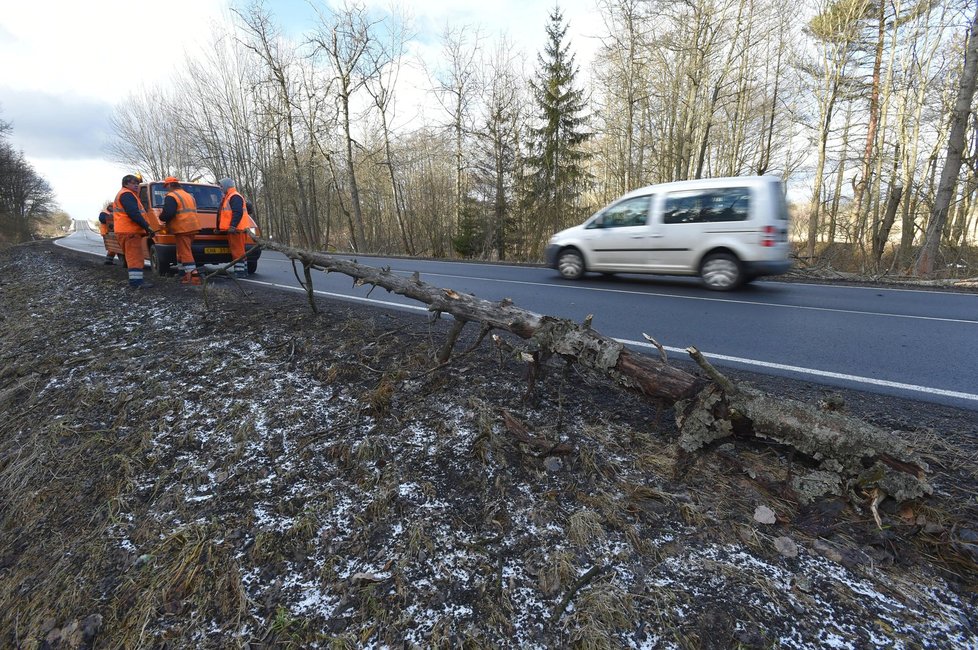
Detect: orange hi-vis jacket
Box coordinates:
(217, 188, 255, 231)
(165, 188, 201, 234)
(113, 187, 148, 235)
(98, 209, 113, 236)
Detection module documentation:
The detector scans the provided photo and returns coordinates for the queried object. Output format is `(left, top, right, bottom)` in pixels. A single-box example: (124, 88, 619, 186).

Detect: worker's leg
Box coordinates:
(176, 233, 201, 284)
(117, 233, 150, 288)
(227, 232, 247, 278)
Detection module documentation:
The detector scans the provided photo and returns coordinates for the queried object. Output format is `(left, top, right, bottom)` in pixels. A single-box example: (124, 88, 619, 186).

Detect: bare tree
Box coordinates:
(916, 3, 978, 276)
(363, 8, 415, 255)
(0, 114, 57, 239)
(798, 0, 868, 261)
(429, 24, 483, 257)
(310, 0, 383, 252)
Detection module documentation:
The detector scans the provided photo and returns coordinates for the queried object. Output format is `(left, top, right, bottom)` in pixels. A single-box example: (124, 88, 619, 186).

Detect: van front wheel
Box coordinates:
(557, 249, 585, 280)
(150, 246, 174, 276)
(700, 253, 742, 290)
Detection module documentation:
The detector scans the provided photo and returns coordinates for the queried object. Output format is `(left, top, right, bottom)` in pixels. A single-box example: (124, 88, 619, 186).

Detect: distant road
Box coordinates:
(57, 231, 978, 411)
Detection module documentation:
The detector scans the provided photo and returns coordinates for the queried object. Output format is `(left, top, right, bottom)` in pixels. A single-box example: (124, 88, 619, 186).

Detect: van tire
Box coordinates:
(700, 253, 742, 290)
(247, 258, 258, 275)
(150, 246, 174, 277)
(557, 249, 585, 280)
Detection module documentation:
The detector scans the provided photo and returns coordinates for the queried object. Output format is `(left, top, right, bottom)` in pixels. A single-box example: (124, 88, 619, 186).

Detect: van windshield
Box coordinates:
(149, 183, 224, 211)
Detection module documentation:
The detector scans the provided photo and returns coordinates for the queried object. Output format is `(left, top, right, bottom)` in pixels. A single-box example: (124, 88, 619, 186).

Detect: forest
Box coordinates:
(103, 0, 978, 276)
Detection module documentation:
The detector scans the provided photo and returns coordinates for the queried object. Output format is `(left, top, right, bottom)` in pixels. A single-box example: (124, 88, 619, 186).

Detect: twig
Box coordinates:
(463, 324, 493, 354)
(685, 346, 736, 394)
(437, 318, 467, 364)
(302, 262, 318, 314)
(551, 564, 606, 624)
(642, 333, 668, 363)
(201, 246, 262, 303)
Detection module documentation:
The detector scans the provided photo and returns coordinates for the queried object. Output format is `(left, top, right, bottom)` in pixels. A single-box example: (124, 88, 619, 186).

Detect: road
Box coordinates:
(58, 229, 978, 411)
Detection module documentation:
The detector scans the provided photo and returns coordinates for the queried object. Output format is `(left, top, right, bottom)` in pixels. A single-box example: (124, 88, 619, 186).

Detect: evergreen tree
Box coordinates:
(524, 6, 591, 257)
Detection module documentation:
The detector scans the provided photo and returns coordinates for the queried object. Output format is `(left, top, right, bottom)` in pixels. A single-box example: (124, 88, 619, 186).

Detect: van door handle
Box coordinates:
(647, 233, 665, 238)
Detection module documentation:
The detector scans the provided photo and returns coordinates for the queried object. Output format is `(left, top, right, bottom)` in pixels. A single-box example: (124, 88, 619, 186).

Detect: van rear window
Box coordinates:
(149, 183, 224, 210)
(663, 187, 751, 224)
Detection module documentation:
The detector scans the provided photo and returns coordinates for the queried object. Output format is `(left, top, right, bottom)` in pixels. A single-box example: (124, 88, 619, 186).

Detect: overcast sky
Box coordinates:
(0, 0, 602, 221)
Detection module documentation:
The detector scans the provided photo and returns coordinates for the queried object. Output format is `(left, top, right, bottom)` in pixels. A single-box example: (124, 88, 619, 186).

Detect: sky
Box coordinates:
(0, 0, 603, 222)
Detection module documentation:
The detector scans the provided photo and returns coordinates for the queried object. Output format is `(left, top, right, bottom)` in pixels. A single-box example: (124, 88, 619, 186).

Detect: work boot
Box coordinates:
(130, 281, 155, 289)
(183, 273, 202, 286)
(103, 258, 115, 265)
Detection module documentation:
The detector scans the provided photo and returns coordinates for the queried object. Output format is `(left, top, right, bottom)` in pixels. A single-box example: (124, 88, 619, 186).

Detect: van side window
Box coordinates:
(600, 196, 651, 228)
(663, 187, 751, 224)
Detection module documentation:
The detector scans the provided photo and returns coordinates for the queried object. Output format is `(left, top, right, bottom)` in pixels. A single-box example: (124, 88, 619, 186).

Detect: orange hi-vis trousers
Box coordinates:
(116, 233, 147, 286)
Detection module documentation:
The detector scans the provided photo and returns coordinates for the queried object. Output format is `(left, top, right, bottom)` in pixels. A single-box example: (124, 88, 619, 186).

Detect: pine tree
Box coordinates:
(524, 6, 591, 257)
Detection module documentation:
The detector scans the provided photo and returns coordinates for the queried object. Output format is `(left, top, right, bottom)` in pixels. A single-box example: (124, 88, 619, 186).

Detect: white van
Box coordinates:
(544, 175, 792, 290)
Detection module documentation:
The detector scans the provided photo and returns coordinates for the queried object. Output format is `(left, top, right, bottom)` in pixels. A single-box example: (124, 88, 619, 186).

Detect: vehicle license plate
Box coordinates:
(204, 247, 230, 254)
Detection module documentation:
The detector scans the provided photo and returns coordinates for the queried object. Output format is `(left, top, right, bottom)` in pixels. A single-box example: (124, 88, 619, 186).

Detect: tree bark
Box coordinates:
(915, 6, 978, 276)
(254, 237, 932, 504)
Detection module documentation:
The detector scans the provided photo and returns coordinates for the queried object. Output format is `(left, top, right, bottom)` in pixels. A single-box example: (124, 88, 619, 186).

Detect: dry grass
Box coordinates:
(1, 242, 977, 648)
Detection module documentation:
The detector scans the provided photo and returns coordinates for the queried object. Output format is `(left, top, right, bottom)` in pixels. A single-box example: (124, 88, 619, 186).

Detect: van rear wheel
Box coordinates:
(701, 253, 742, 290)
(557, 249, 585, 280)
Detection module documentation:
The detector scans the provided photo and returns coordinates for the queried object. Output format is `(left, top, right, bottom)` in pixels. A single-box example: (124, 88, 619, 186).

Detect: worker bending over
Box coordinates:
(160, 176, 202, 285)
(217, 177, 250, 278)
(97, 203, 119, 265)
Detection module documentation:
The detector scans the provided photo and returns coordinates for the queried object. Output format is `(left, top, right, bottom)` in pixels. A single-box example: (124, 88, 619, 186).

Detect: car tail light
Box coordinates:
(761, 225, 776, 247)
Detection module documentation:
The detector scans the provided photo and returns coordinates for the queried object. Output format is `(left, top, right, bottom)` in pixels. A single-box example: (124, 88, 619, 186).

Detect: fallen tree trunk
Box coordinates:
(253, 238, 931, 504)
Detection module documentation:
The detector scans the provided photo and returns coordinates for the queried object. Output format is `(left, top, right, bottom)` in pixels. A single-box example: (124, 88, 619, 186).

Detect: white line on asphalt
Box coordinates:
(247, 278, 978, 404)
(411, 272, 978, 325)
(255, 255, 978, 325)
(616, 338, 978, 402)
(246, 279, 429, 313)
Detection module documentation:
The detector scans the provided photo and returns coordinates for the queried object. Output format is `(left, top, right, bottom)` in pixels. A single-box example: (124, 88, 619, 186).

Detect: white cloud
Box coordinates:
(27, 157, 132, 220)
(0, 0, 227, 219)
(0, 0, 226, 98)
(1, 87, 114, 158)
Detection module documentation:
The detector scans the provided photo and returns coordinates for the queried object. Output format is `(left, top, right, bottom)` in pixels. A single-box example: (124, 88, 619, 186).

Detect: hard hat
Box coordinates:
(163, 176, 180, 185)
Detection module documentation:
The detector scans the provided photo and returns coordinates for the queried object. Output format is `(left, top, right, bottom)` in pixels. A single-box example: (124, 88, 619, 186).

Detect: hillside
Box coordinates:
(1, 241, 976, 649)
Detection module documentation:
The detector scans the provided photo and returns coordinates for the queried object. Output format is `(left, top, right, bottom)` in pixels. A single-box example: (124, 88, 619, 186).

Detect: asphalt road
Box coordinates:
(57, 230, 978, 411)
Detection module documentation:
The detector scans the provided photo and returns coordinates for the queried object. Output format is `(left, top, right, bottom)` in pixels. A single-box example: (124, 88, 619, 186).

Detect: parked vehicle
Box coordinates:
(102, 180, 262, 276)
(544, 175, 792, 290)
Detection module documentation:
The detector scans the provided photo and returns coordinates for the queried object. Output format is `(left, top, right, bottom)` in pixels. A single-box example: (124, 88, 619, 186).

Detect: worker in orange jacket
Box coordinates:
(97, 203, 119, 265)
(160, 176, 202, 285)
(217, 178, 251, 278)
(113, 173, 155, 289)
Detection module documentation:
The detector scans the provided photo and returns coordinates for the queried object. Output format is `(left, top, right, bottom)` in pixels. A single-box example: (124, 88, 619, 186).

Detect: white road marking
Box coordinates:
(56, 239, 978, 402)
(407, 272, 978, 325)
(246, 279, 429, 313)
(247, 278, 978, 404)
(616, 338, 978, 403)
(254, 254, 977, 324)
